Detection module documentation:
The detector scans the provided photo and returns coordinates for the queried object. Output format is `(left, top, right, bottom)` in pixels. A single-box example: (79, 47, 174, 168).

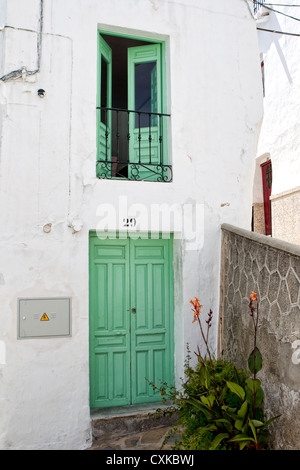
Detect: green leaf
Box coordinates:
(214, 418, 232, 425)
(242, 421, 249, 434)
(214, 418, 232, 432)
(245, 377, 264, 408)
(248, 347, 262, 374)
(226, 381, 245, 401)
(209, 433, 229, 450)
(185, 398, 212, 420)
(245, 377, 261, 392)
(239, 440, 251, 450)
(260, 415, 281, 429)
(221, 405, 237, 414)
(246, 386, 264, 408)
(198, 364, 212, 389)
(251, 419, 264, 427)
(249, 419, 257, 441)
(219, 385, 228, 403)
(235, 401, 248, 431)
(222, 405, 239, 421)
(234, 419, 244, 431)
(200, 394, 215, 408)
(237, 400, 248, 419)
(228, 434, 255, 443)
(204, 367, 211, 388)
(254, 386, 264, 407)
(200, 424, 218, 433)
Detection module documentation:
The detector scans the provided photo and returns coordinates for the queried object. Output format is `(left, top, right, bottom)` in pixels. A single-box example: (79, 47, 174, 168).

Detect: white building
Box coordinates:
(253, 0, 300, 243)
(0, 0, 262, 449)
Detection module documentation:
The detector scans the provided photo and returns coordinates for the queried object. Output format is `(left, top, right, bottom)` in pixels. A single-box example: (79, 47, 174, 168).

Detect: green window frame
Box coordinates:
(96, 31, 171, 182)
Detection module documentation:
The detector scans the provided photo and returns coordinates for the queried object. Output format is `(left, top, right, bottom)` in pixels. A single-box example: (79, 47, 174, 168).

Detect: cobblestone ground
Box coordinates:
(88, 425, 182, 451)
(87, 403, 181, 451)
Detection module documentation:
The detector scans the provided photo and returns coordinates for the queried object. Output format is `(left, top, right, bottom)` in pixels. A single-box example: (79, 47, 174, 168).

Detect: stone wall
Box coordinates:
(252, 202, 265, 235)
(219, 223, 300, 450)
(271, 186, 300, 245)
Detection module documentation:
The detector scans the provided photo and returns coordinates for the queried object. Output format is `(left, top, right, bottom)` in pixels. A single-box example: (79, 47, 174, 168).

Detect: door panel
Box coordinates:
(89, 234, 174, 409)
(89, 238, 131, 408)
(261, 160, 272, 236)
(130, 238, 173, 404)
(128, 44, 162, 181)
(97, 35, 112, 178)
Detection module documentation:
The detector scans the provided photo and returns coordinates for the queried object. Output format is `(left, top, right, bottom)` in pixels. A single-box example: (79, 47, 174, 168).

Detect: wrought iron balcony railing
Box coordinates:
(96, 107, 172, 182)
(253, 0, 265, 14)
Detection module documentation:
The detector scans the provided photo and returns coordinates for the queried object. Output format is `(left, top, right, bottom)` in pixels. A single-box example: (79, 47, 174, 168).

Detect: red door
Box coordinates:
(261, 160, 272, 235)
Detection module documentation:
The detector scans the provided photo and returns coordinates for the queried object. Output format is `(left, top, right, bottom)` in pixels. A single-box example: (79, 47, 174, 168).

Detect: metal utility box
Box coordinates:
(18, 297, 71, 339)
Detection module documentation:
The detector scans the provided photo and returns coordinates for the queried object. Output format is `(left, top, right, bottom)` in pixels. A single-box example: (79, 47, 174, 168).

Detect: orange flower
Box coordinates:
(190, 297, 203, 323)
(249, 291, 257, 302)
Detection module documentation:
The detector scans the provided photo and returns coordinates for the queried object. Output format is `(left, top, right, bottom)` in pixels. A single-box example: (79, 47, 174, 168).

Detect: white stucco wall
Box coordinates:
(256, 2, 300, 196)
(0, 0, 262, 449)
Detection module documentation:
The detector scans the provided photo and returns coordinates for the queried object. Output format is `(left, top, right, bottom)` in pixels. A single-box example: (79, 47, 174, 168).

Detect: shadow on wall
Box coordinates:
(257, 8, 292, 84)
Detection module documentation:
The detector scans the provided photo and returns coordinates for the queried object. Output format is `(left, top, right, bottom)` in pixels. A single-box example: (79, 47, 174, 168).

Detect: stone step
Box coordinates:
(90, 403, 179, 450)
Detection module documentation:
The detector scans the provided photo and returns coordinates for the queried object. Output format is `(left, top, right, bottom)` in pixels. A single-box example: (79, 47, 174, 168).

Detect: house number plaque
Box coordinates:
(122, 217, 137, 228)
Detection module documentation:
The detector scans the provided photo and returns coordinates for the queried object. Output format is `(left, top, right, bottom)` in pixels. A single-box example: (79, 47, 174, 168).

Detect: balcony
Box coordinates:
(253, 0, 265, 14)
(96, 107, 172, 182)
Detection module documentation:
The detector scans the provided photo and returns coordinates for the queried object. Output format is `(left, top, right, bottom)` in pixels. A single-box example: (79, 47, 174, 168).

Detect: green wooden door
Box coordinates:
(128, 44, 162, 181)
(97, 35, 112, 178)
(89, 234, 174, 409)
(89, 237, 131, 408)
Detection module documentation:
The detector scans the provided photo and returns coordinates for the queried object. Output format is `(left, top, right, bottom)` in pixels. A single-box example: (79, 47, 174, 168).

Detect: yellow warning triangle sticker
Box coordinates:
(40, 313, 50, 321)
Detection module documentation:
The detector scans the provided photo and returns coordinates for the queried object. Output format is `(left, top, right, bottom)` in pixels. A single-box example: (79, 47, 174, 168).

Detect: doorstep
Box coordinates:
(89, 402, 179, 450)
(91, 401, 174, 419)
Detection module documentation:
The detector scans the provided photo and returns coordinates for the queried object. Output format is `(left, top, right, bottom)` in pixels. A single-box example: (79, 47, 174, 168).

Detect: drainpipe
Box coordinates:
(0, 0, 44, 82)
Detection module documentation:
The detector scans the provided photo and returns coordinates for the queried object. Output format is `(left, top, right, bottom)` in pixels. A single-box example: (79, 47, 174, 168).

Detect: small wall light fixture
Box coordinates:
(37, 89, 46, 98)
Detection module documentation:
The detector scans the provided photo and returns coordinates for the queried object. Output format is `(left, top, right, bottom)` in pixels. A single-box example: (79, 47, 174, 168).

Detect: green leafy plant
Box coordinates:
(152, 293, 280, 450)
